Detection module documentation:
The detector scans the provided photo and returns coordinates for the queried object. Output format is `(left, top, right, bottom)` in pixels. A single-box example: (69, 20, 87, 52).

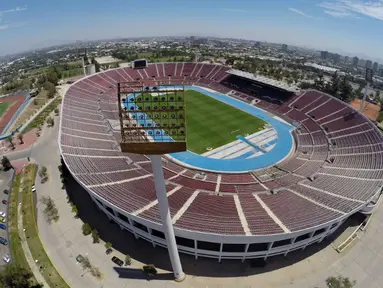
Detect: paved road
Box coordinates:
(0, 169, 14, 265)
(4, 109, 383, 287)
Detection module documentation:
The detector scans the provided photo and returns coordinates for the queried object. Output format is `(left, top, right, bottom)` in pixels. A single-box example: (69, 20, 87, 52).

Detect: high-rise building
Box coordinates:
(353, 56, 359, 67)
(365, 60, 372, 69)
(333, 53, 341, 63)
(359, 59, 366, 67)
(321, 51, 329, 59)
(379, 68, 383, 77)
(282, 44, 288, 51)
(344, 56, 349, 63)
(373, 62, 379, 72)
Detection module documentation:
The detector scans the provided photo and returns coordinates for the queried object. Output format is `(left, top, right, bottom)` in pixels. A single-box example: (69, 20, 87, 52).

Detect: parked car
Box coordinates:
(2, 200, 7, 205)
(0, 224, 6, 230)
(0, 237, 8, 245)
(31, 185, 36, 193)
(3, 190, 9, 195)
(2, 254, 10, 263)
(0, 217, 5, 223)
(0, 212, 6, 218)
(111, 256, 123, 267)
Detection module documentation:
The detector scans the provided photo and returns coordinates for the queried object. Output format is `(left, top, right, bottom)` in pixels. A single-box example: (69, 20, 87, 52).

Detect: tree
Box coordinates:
(143, 264, 157, 277)
(54, 108, 59, 115)
(125, 254, 132, 266)
(339, 76, 353, 103)
(46, 117, 54, 127)
(104, 242, 112, 250)
(38, 166, 48, 183)
(82, 223, 92, 235)
(91, 229, 100, 243)
(7, 137, 15, 150)
(0, 263, 43, 287)
(40, 196, 59, 223)
(71, 204, 78, 218)
(43, 81, 56, 98)
(325, 276, 356, 288)
(1, 156, 12, 170)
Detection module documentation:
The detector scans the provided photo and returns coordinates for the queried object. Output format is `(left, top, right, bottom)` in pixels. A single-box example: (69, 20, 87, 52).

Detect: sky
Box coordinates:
(1, 0, 383, 60)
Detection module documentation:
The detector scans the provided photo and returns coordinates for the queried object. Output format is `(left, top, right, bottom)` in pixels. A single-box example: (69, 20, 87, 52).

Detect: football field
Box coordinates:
(185, 90, 265, 154)
(134, 90, 266, 154)
(0, 102, 11, 118)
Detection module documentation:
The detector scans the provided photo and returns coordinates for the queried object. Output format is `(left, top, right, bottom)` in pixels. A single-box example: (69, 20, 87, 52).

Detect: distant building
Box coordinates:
(359, 59, 366, 67)
(332, 53, 341, 63)
(352, 56, 359, 67)
(373, 62, 379, 72)
(344, 56, 349, 63)
(282, 44, 288, 51)
(379, 68, 383, 77)
(320, 51, 328, 59)
(365, 60, 372, 69)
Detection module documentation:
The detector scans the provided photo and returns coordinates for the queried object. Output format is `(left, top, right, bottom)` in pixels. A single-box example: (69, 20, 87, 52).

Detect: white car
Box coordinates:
(0, 212, 6, 218)
(2, 254, 10, 263)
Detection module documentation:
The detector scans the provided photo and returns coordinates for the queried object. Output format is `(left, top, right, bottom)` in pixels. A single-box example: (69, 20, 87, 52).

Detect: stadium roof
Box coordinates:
(227, 69, 300, 93)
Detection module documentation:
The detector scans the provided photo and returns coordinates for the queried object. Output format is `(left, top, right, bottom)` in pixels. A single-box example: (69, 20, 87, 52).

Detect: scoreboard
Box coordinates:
(132, 59, 148, 69)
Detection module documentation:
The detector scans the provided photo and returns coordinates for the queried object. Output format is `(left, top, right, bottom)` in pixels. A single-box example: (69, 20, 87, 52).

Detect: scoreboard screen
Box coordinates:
(132, 59, 148, 69)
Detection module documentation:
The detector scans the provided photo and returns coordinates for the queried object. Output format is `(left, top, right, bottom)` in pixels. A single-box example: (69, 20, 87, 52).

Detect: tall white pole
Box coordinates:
(360, 82, 369, 113)
(150, 155, 185, 282)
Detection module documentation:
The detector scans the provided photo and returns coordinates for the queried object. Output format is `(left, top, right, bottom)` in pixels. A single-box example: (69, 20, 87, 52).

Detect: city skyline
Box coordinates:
(1, 0, 383, 60)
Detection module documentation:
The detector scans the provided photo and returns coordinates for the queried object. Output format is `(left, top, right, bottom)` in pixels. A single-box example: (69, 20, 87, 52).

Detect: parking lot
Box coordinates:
(0, 168, 14, 265)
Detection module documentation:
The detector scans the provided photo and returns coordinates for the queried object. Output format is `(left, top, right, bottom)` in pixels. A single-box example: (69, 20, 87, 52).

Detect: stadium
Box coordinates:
(59, 61, 383, 262)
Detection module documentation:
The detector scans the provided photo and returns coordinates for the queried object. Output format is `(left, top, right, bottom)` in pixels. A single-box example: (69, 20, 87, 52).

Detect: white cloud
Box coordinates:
(0, 24, 8, 30)
(221, 8, 247, 13)
(289, 8, 312, 17)
(0, 6, 28, 14)
(319, 1, 383, 20)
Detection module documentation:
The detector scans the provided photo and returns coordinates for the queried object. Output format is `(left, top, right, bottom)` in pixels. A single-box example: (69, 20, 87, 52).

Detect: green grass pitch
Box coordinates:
(135, 90, 266, 154)
(0, 102, 11, 118)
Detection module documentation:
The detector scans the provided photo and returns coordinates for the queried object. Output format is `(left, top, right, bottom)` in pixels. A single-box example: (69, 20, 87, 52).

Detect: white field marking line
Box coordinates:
(87, 174, 153, 188)
(233, 194, 252, 236)
(132, 186, 182, 216)
(172, 190, 200, 224)
(253, 194, 290, 233)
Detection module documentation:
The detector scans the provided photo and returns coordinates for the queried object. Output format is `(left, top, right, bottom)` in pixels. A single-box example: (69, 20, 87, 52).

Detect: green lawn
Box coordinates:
(22, 164, 70, 288)
(0, 102, 11, 118)
(134, 90, 265, 154)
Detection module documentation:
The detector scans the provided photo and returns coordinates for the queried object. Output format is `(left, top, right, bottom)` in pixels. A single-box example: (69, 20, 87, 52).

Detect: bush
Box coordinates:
(82, 223, 92, 236)
(40, 196, 59, 223)
(71, 205, 78, 217)
(104, 242, 112, 249)
(91, 229, 100, 243)
(54, 108, 59, 115)
(81, 256, 91, 270)
(143, 264, 157, 276)
(90, 266, 102, 279)
(325, 276, 356, 288)
(46, 117, 54, 127)
(125, 254, 132, 266)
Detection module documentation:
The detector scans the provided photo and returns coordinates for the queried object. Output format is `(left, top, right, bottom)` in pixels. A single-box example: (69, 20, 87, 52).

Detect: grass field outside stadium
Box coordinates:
(0, 101, 11, 118)
(134, 90, 266, 154)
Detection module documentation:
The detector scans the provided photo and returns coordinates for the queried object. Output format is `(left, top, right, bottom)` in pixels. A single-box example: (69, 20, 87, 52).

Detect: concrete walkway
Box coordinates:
(17, 174, 49, 287)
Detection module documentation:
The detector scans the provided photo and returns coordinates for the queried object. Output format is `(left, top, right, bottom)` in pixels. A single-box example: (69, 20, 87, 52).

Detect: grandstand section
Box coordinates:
(59, 62, 383, 261)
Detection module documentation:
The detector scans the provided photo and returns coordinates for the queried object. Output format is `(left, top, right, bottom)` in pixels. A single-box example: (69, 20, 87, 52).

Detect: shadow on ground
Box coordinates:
(113, 267, 173, 281)
(64, 172, 359, 278)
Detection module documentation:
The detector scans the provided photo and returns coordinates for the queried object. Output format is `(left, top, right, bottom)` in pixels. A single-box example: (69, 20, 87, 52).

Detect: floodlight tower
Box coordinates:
(117, 81, 186, 281)
(360, 68, 373, 113)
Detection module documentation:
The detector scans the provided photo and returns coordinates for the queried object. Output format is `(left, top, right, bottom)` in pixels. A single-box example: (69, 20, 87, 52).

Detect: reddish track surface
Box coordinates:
(0, 95, 27, 133)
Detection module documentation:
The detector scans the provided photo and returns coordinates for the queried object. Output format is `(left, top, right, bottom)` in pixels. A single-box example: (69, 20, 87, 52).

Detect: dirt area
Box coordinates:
(8, 90, 50, 132)
(351, 99, 380, 121)
(0, 128, 38, 155)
